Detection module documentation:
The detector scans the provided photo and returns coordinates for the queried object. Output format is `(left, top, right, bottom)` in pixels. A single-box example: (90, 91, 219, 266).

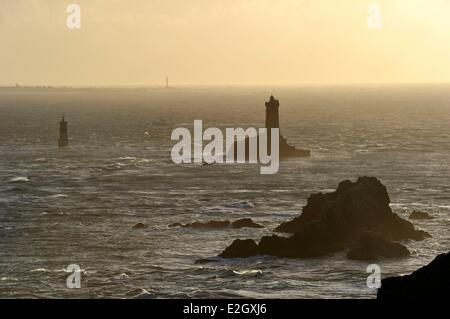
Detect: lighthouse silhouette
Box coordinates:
(264, 95, 310, 158)
(230, 95, 310, 160)
(58, 116, 69, 147)
(265, 95, 280, 130)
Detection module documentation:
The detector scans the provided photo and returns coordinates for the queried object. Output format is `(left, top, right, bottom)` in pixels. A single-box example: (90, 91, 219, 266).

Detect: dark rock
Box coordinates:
(347, 247, 377, 261)
(132, 223, 147, 229)
(409, 211, 433, 220)
(168, 223, 182, 228)
(220, 177, 430, 259)
(258, 221, 342, 258)
(275, 177, 430, 241)
(377, 251, 450, 300)
(219, 239, 259, 258)
(347, 231, 410, 261)
(231, 218, 264, 229)
(231, 134, 310, 161)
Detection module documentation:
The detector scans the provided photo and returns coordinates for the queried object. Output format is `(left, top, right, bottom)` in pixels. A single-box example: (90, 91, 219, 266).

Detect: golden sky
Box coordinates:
(1, 0, 450, 86)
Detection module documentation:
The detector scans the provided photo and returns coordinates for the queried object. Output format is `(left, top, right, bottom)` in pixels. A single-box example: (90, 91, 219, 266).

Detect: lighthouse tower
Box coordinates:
(230, 95, 311, 160)
(265, 95, 280, 130)
(58, 116, 69, 148)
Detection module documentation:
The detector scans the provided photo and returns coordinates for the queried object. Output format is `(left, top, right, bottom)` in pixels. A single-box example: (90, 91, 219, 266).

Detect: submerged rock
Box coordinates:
(231, 218, 264, 229)
(219, 177, 430, 259)
(409, 211, 433, 220)
(194, 257, 222, 264)
(169, 218, 263, 230)
(347, 231, 410, 261)
(132, 223, 148, 229)
(377, 251, 450, 300)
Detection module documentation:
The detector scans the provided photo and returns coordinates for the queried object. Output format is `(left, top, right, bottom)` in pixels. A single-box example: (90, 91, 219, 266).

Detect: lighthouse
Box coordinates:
(265, 95, 280, 130)
(58, 116, 69, 147)
(264, 95, 311, 158)
(229, 95, 310, 160)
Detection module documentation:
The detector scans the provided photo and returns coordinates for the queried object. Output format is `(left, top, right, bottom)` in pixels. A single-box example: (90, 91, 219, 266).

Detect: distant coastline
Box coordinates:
(0, 85, 174, 91)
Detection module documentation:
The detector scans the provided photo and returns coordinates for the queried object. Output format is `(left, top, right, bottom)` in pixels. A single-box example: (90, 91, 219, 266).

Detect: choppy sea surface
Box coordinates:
(0, 86, 449, 298)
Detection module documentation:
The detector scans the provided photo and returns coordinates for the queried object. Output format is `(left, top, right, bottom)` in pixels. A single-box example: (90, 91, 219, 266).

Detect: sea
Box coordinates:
(0, 85, 449, 298)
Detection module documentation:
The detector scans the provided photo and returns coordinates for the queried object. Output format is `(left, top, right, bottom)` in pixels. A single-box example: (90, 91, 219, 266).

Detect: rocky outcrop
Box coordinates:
(377, 251, 450, 300)
(219, 177, 430, 259)
(219, 239, 259, 258)
(219, 222, 345, 259)
(231, 134, 310, 161)
(169, 218, 263, 230)
(409, 211, 433, 220)
(278, 135, 311, 158)
(274, 177, 429, 241)
(347, 231, 410, 261)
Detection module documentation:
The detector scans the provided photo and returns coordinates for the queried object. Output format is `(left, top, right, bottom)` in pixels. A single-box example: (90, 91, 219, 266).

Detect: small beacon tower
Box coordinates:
(58, 116, 69, 148)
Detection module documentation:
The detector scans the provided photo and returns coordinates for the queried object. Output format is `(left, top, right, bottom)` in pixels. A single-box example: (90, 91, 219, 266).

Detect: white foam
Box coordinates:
(233, 269, 263, 276)
(48, 194, 68, 199)
(31, 268, 49, 273)
(8, 176, 29, 183)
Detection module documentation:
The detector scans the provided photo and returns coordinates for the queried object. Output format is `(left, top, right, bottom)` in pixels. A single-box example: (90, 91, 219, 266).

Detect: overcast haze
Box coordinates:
(1, 0, 450, 86)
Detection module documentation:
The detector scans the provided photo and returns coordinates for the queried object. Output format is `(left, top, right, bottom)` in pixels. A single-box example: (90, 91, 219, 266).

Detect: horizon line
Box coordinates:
(2, 81, 450, 90)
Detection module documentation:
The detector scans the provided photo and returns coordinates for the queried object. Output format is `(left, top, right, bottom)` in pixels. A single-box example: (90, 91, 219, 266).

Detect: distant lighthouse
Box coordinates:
(58, 116, 69, 147)
(265, 95, 280, 130)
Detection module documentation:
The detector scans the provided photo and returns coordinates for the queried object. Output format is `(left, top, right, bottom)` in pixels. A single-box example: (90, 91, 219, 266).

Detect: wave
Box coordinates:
(30, 268, 51, 273)
(31, 267, 87, 275)
(47, 194, 68, 199)
(129, 288, 154, 299)
(8, 176, 29, 183)
(118, 156, 137, 161)
(1, 277, 19, 281)
(227, 201, 255, 209)
(232, 269, 263, 276)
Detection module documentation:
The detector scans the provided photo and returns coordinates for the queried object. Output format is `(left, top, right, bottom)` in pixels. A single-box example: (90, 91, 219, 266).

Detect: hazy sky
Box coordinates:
(1, 0, 450, 86)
